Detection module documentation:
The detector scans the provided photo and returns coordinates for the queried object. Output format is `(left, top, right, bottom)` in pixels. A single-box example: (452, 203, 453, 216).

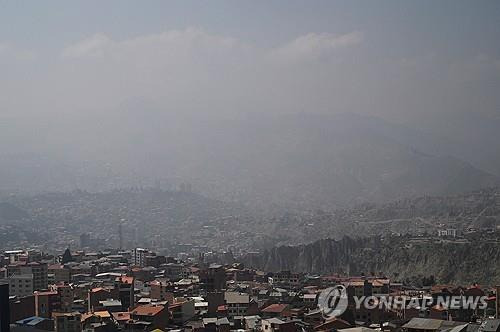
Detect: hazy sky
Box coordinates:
(1, 0, 499, 123)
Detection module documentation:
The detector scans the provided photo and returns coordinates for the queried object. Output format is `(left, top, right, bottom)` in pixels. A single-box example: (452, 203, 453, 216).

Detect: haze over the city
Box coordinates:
(1, 0, 500, 208)
(1, 4, 500, 330)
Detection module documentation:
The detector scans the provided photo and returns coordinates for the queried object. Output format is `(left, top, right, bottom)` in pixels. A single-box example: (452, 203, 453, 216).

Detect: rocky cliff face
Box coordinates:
(242, 236, 500, 285)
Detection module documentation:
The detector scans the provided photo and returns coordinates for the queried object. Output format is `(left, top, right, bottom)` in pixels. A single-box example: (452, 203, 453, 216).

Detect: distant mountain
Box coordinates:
(0, 112, 497, 209)
(406, 111, 500, 177)
(171, 113, 498, 208)
(242, 236, 500, 285)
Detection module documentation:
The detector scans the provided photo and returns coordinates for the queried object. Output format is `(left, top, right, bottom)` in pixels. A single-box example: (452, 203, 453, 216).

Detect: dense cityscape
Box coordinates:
(1, 244, 499, 332)
(1, 186, 499, 331)
(2, 1, 500, 332)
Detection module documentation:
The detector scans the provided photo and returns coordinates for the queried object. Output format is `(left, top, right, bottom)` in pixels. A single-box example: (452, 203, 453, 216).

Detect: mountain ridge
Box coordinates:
(0, 112, 498, 210)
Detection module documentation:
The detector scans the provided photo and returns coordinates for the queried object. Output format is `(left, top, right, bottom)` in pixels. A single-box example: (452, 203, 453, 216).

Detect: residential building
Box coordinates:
(4, 274, 34, 297)
(55, 283, 74, 312)
(54, 312, 82, 332)
(262, 318, 299, 332)
(150, 279, 174, 302)
(115, 275, 134, 310)
(261, 304, 291, 319)
(0, 283, 9, 332)
(87, 287, 112, 312)
(437, 229, 458, 237)
(34, 290, 60, 318)
(132, 248, 149, 267)
(9, 294, 35, 323)
(48, 264, 71, 284)
(7, 262, 48, 291)
(268, 271, 302, 288)
(129, 305, 169, 330)
(402, 318, 466, 332)
(200, 264, 226, 291)
(224, 292, 250, 317)
(169, 298, 195, 325)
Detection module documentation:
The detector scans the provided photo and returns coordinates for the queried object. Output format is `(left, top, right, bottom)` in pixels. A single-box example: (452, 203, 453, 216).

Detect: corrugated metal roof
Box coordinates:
(402, 318, 447, 330)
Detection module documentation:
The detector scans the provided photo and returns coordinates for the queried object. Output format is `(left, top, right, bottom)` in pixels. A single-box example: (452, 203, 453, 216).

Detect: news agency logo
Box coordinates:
(317, 283, 488, 318)
(317, 285, 348, 319)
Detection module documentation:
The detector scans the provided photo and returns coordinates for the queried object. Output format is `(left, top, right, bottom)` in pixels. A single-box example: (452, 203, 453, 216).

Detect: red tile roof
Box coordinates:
(431, 305, 448, 312)
(117, 276, 134, 284)
(112, 312, 131, 321)
(131, 305, 164, 316)
(91, 287, 107, 293)
(261, 304, 289, 313)
(48, 264, 64, 270)
(314, 317, 351, 331)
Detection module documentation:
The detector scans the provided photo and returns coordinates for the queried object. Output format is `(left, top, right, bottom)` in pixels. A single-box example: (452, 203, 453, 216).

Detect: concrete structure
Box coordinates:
(55, 284, 74, 312)
(3, 274, 33, 297)
(54, 312, 82, 332)
(200, 264, 226, 291)
(150, 280, 173, 302)
(437, 229, 458, 237)
(132, 248, 149, 267)
(169, 298, 195, 325)
(224, 292, 250, 317)
(115, 276, 134, 311)
(9, 295, 35, 323)
(34, 291, 60, 318)
(0, 283, 10, 332)
(7, 262, 47, 292)
(130, 305, 169, 330)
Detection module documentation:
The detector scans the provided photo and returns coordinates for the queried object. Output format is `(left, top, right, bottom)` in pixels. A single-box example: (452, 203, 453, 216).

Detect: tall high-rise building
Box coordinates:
(115, 276, 134, 311)
(4, 274, 33, 297)
(79, 233, 90, 248)
(119, 223, 123, 250)
(132, 248, 149, 267)
(7, 262, 47, 291)
(0, 282, 10, 332)
(200, 264, 226, 291)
